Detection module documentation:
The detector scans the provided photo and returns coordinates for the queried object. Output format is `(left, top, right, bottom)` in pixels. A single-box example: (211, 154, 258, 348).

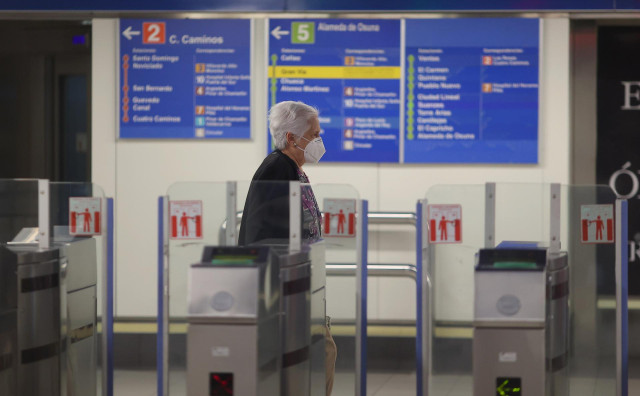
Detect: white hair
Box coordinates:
(269, 101, 319, 150)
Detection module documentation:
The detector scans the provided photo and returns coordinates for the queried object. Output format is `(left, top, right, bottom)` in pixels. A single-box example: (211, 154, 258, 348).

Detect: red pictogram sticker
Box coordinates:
(169, 200, 203, 240)
(323, 199, 356, 238)
(427, 204, 462, 244)
(581, 204, 614, 244)
(69, 197, 102, 236)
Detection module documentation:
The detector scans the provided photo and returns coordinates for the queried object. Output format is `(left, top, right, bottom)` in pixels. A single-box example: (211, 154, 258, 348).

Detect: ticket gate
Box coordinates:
(473, 242, 569, 396)
(0, 233, 97, 396)
(186, 243, 326, 396)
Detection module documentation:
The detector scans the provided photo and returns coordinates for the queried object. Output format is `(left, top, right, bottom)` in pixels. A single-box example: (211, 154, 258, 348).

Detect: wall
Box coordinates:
(92, 17, 571, 319)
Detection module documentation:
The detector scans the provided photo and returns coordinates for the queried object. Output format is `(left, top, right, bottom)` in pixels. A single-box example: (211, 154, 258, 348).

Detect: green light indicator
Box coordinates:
(492, 261, 538, 269)
(496, 377, 521, 396)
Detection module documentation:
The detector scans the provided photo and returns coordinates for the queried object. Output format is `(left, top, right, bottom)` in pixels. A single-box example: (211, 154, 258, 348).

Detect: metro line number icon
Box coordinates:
(292, 22, 315, 44)
(143, 22, 166, 44)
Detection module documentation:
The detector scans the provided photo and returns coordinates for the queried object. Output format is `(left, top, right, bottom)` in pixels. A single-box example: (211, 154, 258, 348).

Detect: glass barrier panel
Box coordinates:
(166, 181, 229, 395)
(311, 183, 360, 396)
(49, 182, 106, 299)
(564, 185, 618, 396)
(493, 183, 553, 244)
(425, 184, 485, 396)
(0, 179, 39, 243)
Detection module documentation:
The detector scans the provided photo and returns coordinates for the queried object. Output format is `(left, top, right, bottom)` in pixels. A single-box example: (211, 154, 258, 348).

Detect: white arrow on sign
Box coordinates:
(122, 26, 141, 40)
(271, 25, 290, 40)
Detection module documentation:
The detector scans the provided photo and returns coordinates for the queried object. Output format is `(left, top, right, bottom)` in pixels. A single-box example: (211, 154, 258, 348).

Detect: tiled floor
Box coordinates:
(113, 370, 640, 396)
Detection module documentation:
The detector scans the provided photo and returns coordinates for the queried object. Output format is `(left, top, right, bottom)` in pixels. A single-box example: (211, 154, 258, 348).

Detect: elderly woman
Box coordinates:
(239, 100, 325, 244)
(238, 101, 336, 396)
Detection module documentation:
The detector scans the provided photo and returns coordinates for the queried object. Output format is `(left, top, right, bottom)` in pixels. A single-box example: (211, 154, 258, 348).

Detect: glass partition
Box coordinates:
(424, 183, 618, 396)
(163, 181, 361, 396)
(49, 182, 106, 294)
(311, 184, 360, 396)
(564, 185, 618, 396)
(0, 179, 39, 243)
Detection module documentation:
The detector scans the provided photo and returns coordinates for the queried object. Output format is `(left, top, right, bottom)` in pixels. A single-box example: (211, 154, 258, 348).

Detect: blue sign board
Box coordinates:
(268, 19, 401, 162)
(404, 18, 539, 163)
(119, 19, 251, 139)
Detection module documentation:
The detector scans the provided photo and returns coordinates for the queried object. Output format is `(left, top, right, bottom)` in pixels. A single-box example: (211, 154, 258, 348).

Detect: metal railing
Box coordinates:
(367, 211, 417, 226)
(219, 211, 419, 285)
(219, 211, 418, 244)
(327, 263, 417, 280)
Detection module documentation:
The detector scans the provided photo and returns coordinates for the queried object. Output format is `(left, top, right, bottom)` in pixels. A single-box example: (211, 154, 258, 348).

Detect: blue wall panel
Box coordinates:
(287, 0, 616, 11)
(615, 0, 640, 9)
(0, 0, 285, 11)
(1, 0, 633, 11)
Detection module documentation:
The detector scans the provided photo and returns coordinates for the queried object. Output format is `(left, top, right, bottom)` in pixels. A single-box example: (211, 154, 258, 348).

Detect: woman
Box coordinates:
(239, 100, 325, 245)
(238, 101, 337, 396)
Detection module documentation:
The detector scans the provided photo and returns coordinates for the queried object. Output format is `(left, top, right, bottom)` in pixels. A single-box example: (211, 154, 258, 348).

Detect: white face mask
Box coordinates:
(295, 136, 326, 163)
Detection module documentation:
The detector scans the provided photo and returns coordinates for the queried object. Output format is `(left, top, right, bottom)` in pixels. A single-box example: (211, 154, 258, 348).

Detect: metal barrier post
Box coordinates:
(106, 197, 114, 396)
(417, 199, 429, 396)
(289, 181, 301, 252)
(226, 181, 237, 246)
(416, 200, 423, 396)
(615, 199, 629, 396)
(485, 183, 495, 248)
(157, 196, 169, 396)
(356, 199, 368, 396)
(550, 184, 561, 253)
(38, 179, 50, 249)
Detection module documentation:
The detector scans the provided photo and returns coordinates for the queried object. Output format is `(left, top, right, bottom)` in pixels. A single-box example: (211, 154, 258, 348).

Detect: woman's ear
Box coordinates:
(285, 132, 294, 146)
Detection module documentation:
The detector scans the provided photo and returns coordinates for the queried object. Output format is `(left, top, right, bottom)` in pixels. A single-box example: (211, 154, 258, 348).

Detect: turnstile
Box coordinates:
(473, 242, 569, 396)
(186, 243, 326, 396)
(0, 235, 97, 396)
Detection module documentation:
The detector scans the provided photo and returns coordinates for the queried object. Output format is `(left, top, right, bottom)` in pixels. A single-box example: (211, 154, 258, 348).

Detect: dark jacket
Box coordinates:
(238, 150, 299, 245)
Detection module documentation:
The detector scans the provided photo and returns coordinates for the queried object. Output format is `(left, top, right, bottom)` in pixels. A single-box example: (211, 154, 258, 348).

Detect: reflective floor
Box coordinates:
(114, 370, 640, 396)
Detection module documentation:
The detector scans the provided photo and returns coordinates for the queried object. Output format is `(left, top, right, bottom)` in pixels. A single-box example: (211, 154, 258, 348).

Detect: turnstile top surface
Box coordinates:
(477, 242, 547, 272)
(200, 245, 271, 268)
(0, 244, 59, 265)
(190, 246, 280, 322)
(475, 241, 548, 324)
